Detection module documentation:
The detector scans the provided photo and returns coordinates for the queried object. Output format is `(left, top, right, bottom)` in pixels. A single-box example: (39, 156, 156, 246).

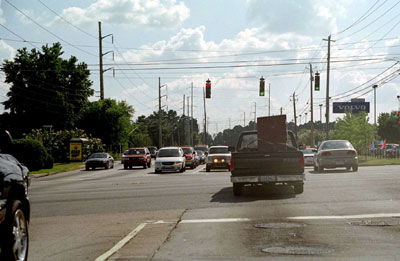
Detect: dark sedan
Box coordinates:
(85, 153, 114, 170)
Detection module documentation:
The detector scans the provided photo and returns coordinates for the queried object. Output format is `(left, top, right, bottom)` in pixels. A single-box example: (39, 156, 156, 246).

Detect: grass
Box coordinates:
(30, 162, 84, 175)
(359, 157, 400, 166)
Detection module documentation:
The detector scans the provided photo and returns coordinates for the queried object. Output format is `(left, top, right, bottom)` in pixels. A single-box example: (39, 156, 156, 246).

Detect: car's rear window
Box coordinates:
(209, 147, 229, 154)
(182, 148, 193, 154)
(321, 141, 352, 150)
(302, 148, 317, 154)
(126, 149, 145, 155)
(157, 149, 180, 157)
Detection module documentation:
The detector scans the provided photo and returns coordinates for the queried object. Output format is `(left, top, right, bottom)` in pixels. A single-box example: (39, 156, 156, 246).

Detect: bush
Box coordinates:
(12, 139, 50, 171)
(44, 153, 54, 169)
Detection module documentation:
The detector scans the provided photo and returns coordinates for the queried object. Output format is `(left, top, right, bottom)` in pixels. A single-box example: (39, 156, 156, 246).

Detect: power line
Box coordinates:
(0, 24, 37, 48)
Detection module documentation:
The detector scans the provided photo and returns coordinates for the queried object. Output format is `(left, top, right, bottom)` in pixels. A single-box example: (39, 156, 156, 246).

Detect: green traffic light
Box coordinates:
(260, 92, 264, 96)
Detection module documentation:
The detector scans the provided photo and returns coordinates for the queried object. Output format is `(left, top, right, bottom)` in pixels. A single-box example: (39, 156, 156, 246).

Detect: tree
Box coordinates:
(2, 43, 93, 136)
(377, 111, 400, 143)
(77, 99, 134, 151)
(331, 112, 376, 152)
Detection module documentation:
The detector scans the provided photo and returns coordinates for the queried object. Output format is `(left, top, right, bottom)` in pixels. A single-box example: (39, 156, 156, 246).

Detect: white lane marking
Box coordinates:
(95, 222, 147, 261)
(180, 218, 250, 223)
(287, 213, 400, 220)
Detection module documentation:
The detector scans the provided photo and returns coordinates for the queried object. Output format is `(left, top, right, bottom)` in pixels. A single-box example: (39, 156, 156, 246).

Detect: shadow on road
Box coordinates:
(309, 169, 355, 174)
(211, 185, 296, 203)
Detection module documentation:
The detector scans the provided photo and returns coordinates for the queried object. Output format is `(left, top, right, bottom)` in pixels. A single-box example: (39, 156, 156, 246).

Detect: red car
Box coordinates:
(122, 147, 151, 169)
(182, 146, 197, 169)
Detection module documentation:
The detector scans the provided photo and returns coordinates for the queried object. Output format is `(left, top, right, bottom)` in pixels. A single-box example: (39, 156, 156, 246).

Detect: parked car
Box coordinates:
(206, 146, 231, 172)
(314, 140, 358, 172)
(154, 147, 186, 173)
(0, 130, 30, 261)
(384, 143, 399, 158)
(196, 150, 206, 164)
(147, 146, 158, 158)
(122, 147, 151, 169)
(301, 148, 317, 166)
(0, 154, 30, 188)
(85, 152, 114, 170)
(182, 146, 197, 169)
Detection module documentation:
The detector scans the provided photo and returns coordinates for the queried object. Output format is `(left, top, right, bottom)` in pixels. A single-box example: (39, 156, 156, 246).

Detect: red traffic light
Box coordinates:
(206, 79, 211, 98)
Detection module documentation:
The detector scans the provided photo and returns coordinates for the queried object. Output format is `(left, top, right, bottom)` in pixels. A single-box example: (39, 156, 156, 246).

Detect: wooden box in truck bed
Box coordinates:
(257, 115, 287, 152)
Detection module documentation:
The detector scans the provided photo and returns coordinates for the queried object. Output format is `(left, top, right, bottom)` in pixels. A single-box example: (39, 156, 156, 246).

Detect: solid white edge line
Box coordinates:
(287, 213, 400, 220)
(180, 218, 250, 223)
(94, 222, 147, 261)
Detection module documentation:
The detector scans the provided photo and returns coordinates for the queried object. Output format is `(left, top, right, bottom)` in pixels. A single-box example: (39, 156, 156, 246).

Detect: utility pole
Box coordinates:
(268, 83, 271, 116)
(253, 102, 257, 129)
(280, 107, 283, 115)
(98, 21, 113, 100)
(309, 63, 315, 147)
(323, 35, 334, 140)
(291, 93, 298, 139)
(373, 85, 378, 126)
(319, 104, 323, 122)
(187, 96, 190, 145)
(183, 94, 185, 116)
(203, 86, 207, 145)
(191, 82, 194, 146)
(158, 77, 167, 148)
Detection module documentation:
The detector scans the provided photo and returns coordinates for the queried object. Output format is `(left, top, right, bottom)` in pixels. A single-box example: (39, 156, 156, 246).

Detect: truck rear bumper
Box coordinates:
(231, 174, 305, 183)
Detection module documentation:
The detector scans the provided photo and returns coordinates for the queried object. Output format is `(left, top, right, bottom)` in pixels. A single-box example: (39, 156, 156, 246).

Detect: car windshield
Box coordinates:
(209, 147, 229, 154)
(302, 148, 317, 154)
(157, 149, 180, 157)
(182, 148, 193, 154)
(89, 153, 107, 159)
(126, 149, 145, 155)
(148, 148, 156, 153)
(196, 150, 204, 156)
(321, 141, 352, 150)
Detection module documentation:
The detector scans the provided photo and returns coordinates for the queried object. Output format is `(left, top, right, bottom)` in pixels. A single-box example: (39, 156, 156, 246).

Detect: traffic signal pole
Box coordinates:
(310, 64, 314, 147)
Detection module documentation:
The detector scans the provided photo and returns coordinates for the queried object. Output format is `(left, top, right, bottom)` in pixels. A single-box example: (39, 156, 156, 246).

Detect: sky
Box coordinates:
(1, 0, 400, 135)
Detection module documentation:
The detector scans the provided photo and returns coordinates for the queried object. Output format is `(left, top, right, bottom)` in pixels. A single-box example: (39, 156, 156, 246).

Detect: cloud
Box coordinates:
(0, 40, 15, 63)
(55, 0, 189, 28)
(246, 0, 345, 36)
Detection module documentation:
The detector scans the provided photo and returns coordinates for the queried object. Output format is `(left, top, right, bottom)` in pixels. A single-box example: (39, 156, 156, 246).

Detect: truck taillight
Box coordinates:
(300, 156, 304, 168)
(230, 158, 235, 171)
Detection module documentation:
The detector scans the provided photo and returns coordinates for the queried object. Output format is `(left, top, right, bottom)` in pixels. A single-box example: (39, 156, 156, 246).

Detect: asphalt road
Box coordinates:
(28, 162, 400, 260)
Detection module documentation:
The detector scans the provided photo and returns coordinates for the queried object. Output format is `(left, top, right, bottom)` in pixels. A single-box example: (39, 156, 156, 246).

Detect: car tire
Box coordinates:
(124, 164, 128, 169)
(206, 166, 211, 172)
(233, 183, 243, 196)
(148, 161, 151, 168)
(105, 162, 109, 169)
(313, 165, 317, 171)
(85, 166, 89, 171)
(294, 183, 304, 194)
(190, 164, 194, 169)
(180, 166, 184, 173)
(346, 166, 351, 171)
(155, 170, 161, 174)
(0, 200, 29, 261)
(111, 163, 114, 169)
(318, 165, 324, 173)
(143, 164, 147, 169)
(352, 165, 358, 172)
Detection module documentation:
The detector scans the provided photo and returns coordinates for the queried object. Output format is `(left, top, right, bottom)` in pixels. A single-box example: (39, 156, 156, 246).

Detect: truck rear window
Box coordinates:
(238, 134, 258, 151)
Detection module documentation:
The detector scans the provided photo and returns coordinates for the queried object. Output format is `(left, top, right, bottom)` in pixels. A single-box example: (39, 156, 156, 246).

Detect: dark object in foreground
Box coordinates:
(230, 115, 305, 196)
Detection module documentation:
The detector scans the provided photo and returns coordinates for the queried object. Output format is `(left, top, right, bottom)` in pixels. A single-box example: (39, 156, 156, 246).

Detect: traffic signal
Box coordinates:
(314, 72, 320, 91)
(206, 79, 211, 98)
(259, 76, 265, 96)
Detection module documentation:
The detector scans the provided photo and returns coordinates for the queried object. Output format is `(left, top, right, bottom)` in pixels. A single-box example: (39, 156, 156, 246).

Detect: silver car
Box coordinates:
(154, 147, 186, 173)
(301, 148, 317, 166)
(314, 140, 358, 172)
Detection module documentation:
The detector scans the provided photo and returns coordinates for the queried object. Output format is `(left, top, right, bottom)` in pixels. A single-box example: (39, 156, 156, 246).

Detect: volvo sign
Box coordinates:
(333, 102, 370, 114)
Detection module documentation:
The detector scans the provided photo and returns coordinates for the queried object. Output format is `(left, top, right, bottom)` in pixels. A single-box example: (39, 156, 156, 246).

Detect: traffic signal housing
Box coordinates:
(314, 72, 320, 91)
(206, 79, 211, 98)
(259, 76, 265, 96)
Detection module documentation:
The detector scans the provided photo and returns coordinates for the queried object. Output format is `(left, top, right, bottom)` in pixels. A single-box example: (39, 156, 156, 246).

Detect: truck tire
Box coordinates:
(294, 183, 304, 194)
(124, 164, 128, 169)
(352, 165, 358, 172)
(318, 165, 324, 173)
(0, 200, 29, 261)
(233, 183, 242, 196)
(155, 170, 161, 174)
(206, 166, 211, 172)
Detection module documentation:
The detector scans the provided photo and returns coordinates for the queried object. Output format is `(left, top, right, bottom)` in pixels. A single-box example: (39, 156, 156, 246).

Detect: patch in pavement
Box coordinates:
(254, 222, 306, 229)
(261, 246, 334, 255)
(349, 219, 400, 226)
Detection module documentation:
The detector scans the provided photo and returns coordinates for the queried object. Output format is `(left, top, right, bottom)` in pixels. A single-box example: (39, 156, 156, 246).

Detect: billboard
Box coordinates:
(333, 102, 370, 114)
(69, 142, 82, 161)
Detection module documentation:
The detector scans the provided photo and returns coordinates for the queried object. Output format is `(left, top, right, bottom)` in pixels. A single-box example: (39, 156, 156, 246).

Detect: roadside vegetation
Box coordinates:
(359, 158, 400, 166)
(30, 162, 84, 175)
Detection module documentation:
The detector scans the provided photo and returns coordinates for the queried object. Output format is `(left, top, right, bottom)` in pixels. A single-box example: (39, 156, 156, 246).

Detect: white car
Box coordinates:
(301, 148, 317, 166)
(154, 147, 186, 173)
(206, 146, 231, 172)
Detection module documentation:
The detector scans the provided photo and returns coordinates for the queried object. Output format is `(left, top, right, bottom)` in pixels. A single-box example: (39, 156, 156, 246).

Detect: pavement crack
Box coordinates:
(149, 209, 188, 260)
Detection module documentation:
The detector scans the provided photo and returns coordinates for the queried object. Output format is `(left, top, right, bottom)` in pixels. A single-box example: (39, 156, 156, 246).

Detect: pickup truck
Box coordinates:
(230, 129, 305, 196)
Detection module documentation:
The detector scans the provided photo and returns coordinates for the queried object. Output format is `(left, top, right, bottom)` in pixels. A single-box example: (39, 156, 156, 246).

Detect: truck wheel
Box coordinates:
(85, 166, 89, 171)
(318, 165, 324, 173)
(0, 200, 29, 261)
(233, 183, 242, 196)
(124, 164, 128, 169)
(190, 164, 194, 169)
(352, 165, 358, 172)
(294, 183, 304, 194)
(148, 161, 151, 168)
(206, 166, 211, 172)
